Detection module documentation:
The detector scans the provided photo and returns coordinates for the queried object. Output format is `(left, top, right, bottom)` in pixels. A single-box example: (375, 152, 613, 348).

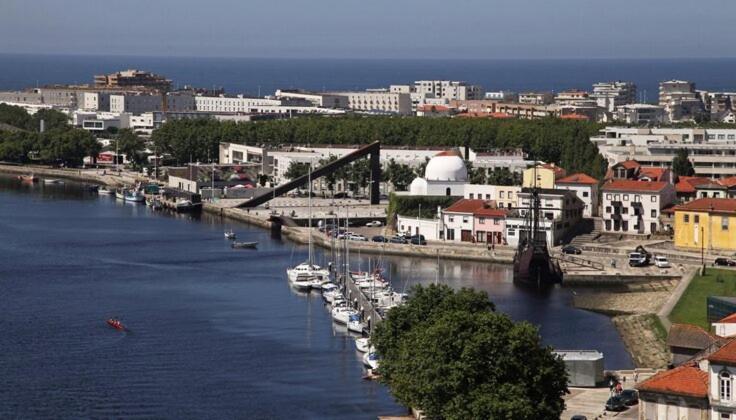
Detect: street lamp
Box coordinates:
(701, 225, 705, 274)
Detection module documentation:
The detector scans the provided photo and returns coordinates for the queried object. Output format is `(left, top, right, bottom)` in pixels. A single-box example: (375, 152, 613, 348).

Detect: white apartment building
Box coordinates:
(77, 92, 111, 111)
(484, 91, 518, 102)
(591, 81, 637, 112)
(110, 94, 163, 114)
(194, 95, 282, 113)
(413, 80, 484, 101)
(592, 126, 736, 178)
(555, 173, 600, 218)
(600, 180, 676, 235)
(659, 80, 704, 122)
(462, 185, 521, 209)
(518, 92, 554, 105)
(615, 104, 666, 125)
(505, 189, 584, 248)
(554, 89, 590, 106)
(332, 91, 412, 115)
(274, 90, 349, 108)
(467, 149, 534, 174)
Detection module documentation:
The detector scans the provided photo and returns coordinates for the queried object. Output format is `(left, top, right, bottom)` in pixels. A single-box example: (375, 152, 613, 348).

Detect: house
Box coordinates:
(695, 182, 730, 199)
(505, 188, 584, 247)
(555, 173, 600, 217)
(441, 199, 504, 243)
(522, 163, 566, 189)
(167, 164, 260, 197)
(667, 323, 720, 366)
(713, 313, 736, 338)
(606, 159, 675, 184)
(473, 205, 508, 245)
(601, 180, 676, 235)
(674, 198, 736, 252)
(676, 176, 713, 202)
(608, 159, 642, 180)
(636, 362, 709, 419)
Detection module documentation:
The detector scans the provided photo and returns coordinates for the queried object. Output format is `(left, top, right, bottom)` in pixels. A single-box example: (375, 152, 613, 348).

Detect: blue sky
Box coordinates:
(2, 0, 734, 59)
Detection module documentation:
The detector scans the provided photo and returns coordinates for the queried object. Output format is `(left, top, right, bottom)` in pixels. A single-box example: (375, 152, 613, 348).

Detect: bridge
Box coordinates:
(237, 141, 381, 208)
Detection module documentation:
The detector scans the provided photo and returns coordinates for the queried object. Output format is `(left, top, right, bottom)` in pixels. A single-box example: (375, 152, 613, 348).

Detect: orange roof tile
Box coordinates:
(615, 160, 641, 170)
(667, 323, 718, 350)
(560, 113, 590, 120)
(709, 338, 736, 365)
(601, 179, 669, 192)
(719, 177, 736, 188)
(556, 173, 598, 185)
(417, 104, 450, 112)
(675, 198, 736, 215)
(637, 363, 708, 398)
(638, 167, 667, 181)
(444, 199, 506, 216)
(718, 313, 736, 324)
(676, 176, 711, 194)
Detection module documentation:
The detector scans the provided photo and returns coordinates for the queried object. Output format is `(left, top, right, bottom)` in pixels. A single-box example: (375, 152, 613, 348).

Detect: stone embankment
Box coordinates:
(0, 163, 142, 186)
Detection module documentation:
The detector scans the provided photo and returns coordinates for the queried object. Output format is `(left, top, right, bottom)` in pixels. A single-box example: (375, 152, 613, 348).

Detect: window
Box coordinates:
(582, 191, 589, 198)
(694, 215, 700, 223)
(651, 209, 657, 218)
(606, 206, 611, 213)
(508, 192, 513, 199)
(478, 217, 486, 224)
(651, 196, 657, 203)
(462, 216, 469, 223)
(499, 191, 505, 199)
(469, 193, 474, 199)
(684, 214, 690, 223)
(486, 194, 490, 200)
(606, 194, 612, 200)
(494, 218, 500, 225)
(721, 371, 732, 401)
(446, 187, 451, 196)
(446, 229, 455, 240)
(723, 217, 730, 231)
(623, 194, 629, 201)
(448, 216, 454, 223)
(622, 207, 628, 214)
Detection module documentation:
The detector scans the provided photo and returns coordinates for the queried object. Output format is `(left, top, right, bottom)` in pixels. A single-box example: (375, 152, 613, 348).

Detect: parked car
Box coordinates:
(605, 395, 627, 412)
(628, 252, 649, 267)
(365, 221, 383, 227)
(348, 234, 367, 241)
(371, 235, 389, 243)
(620, 389, 639, 406)
(389, 236, 407, 244)
(410, 235, 427, 245)
(337, 231, 355, 239)
(715, 257, 736, 267)
(654, 255, 671, 268)
(562, 245, 582, 255)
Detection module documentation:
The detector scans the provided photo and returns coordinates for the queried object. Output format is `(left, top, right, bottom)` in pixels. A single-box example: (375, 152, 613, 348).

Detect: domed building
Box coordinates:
(409, 150, 469, 196)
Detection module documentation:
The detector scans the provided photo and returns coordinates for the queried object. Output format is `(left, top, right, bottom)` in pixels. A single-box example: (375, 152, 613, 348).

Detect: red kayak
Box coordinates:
(106, 318, 125, 331)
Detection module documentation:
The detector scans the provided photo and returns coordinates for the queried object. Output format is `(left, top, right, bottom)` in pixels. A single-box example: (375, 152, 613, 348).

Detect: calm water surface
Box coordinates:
(0, 177, 631, 418)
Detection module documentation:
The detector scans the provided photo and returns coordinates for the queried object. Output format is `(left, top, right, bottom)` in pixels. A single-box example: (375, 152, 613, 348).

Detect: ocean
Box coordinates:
(1, 53, 736, 98)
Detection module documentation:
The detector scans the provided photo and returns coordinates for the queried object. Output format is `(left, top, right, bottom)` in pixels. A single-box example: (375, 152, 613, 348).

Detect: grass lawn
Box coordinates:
(670, 269, 736, 329)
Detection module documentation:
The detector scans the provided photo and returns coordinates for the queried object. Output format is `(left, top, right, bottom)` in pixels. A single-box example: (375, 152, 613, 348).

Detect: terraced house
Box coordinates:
(674, 198, 736, 252)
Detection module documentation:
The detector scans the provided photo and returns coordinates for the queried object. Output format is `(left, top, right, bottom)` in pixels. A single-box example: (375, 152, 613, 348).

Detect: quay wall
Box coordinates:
(563, 274, 682, 287)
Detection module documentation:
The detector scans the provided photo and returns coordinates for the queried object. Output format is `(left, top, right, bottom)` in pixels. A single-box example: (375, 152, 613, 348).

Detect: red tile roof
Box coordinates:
(667, 323, 718, 350)
(444, 199, 506, 217)
(674, 198, 736, 215)
(539, 163, 567, 178)
(601, 179, 669, 192)
(556, 173, 599, 185)
(719, 177, 736, 188)
(638, 167, 668, 181)
(718, 313, 736, 324)
(708, 338, 736, 365)
(637, 363, 708, 398)
(417, 104, 450, 112)
(615, 160, 641, 170)
(676, 176, 711, 194)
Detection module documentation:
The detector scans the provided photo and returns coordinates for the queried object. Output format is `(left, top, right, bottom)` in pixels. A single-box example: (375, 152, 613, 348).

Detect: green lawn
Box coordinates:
(670, 269, 736, 329)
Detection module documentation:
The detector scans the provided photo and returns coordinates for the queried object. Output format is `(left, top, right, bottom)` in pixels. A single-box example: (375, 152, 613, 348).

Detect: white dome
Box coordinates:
(424, 151, 467, 182)
(409, 177, 428, 195)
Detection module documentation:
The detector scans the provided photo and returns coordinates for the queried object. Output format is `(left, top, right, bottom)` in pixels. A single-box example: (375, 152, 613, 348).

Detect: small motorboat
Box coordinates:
(347, 314, 366, 334)
(231, 241, 258, 249)
(85, 184, 100, 192)
(355, 337, 371, 353)
(123, 190, 145, 202)
(224, 230, 237, 240)
(106, 318, 125, 331)
(115, 189, 125, 200)
(98, 186, 114, 195)
(43, 178, 63, 185)
(363, 352, 380, 370)
(18, 174, 37, 182)
(175, 199, 196, 212)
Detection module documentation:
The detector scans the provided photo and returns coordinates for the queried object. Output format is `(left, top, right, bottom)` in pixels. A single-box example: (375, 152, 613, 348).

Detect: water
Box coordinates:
(2, 53, 736, 99)
(0, 177, 632, 418)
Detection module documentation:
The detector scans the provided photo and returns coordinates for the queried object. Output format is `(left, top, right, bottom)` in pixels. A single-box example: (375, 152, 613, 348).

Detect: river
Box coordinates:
(0, 176, 632, 418)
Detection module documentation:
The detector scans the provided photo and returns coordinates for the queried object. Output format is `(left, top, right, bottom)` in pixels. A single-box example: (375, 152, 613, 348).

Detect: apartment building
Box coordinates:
(591, 81, 637, 112)
(600, 180, 676, 235)
(274, 89, 349, 108)
(615, 104, 666, 125)
(659, 80, 704, 122)
(518, 92, 554, 105)
(194, 95, 282, 113)
(555, 173, 600, 218)
(505, 189, 584, 248)
(94, 69, 171, 91)
(413, 80, 484, 101)
(554, 89, 590, 105)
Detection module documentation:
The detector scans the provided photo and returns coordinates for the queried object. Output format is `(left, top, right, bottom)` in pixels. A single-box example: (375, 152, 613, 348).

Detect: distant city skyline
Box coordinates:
(2, 0, 735, 59)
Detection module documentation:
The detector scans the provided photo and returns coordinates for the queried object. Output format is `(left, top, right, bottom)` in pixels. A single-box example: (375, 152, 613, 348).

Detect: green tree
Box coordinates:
(385, 158, 416, 191)
(318, 154, 340, 195)
(284, 161, 311, 181)
(487, 167, 519, 186)
(0, 104, 32, 130)
(373, 284, 568, 420)
(31, 109, 69, 132)
(672, 148, 695, 176)
(117, 129, 147, 165)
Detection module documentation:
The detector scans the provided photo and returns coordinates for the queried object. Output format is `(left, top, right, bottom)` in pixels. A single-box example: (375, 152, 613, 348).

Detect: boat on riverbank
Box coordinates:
(124, 190, 144, 202)
(43, 178, 63, 185)
(98, 186, 114, 195)
(231, 241, 258, 249)
(18, 174, 36, 182)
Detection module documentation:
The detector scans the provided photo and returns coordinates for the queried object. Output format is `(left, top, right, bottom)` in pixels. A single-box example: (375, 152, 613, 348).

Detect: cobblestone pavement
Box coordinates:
(562, 370, 658, 420)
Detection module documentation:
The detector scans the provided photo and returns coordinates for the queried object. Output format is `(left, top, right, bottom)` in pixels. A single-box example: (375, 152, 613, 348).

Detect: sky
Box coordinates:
(1, 0, 735, 59)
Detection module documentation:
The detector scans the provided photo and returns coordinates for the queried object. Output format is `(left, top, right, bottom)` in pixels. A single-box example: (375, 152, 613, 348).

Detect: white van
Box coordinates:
(628, 252, 648, 267)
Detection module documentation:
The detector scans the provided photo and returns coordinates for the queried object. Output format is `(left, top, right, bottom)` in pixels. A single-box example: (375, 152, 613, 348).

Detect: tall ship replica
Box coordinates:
(512, 184, 563, 288)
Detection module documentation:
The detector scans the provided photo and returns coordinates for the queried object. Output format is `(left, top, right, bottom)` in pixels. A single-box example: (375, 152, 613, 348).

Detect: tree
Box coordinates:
(373, 285, 568, 420)
(672, 148, 695, 176)
(31, 109, 69, 132)
(318, 155, 339, 195)
(487, 167, 519, 186)
(117, 129, 147, 165)
(284, 161, 310, 181)
(385, 158, 416, 191)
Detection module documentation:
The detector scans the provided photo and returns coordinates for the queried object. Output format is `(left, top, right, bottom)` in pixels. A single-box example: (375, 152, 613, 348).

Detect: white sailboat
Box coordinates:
(287, 161, 330, 286)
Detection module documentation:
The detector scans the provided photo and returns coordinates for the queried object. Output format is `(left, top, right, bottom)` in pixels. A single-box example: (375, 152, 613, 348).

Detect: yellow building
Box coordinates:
(522, 163, 567, 189)
(674, 198, 736, 251)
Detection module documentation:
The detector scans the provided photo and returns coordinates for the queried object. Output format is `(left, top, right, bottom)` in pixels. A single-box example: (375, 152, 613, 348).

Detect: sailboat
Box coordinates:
(512, 165, 563, 287)
(287, 161, 330, 287)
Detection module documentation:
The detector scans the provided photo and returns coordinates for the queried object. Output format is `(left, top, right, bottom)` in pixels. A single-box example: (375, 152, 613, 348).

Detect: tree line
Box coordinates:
(151, 116, 608, 178)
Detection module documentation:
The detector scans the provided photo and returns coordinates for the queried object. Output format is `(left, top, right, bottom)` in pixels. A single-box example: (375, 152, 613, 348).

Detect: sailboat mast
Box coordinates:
(308, 159, 313, 265)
